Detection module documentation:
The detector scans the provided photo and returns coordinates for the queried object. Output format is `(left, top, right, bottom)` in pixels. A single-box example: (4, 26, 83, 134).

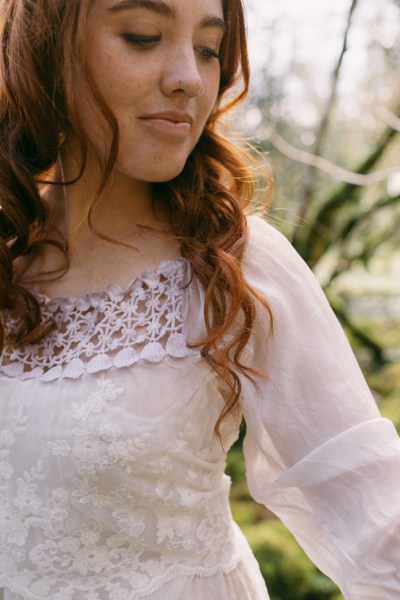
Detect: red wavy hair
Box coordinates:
(0, 0, 272, 435)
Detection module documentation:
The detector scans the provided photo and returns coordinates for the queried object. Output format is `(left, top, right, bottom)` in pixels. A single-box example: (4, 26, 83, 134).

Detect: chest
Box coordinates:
(0, 360, 239, 496)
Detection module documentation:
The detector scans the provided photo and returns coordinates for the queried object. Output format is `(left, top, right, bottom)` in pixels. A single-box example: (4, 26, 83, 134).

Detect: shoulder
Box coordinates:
(245, 214, 287, 249)
(243, 215, 316, 286)
(242, 215, 336, 335)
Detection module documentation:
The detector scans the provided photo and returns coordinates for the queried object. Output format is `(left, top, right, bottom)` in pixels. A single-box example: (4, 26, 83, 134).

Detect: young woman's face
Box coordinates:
(78, 0, 225, 183)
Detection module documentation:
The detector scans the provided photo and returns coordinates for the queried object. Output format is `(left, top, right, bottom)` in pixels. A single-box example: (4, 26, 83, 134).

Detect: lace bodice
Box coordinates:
(0, 359, 242, 599)
(1, 216, 400, 600)
(1, 259, 197, 382)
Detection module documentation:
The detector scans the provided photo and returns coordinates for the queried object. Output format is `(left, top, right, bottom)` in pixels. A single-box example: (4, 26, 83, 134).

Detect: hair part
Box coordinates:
(0, 0, 272, 438)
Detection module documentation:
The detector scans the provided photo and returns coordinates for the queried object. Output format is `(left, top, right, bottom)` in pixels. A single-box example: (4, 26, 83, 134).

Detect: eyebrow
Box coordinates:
(108, 0, 226, 31)
(200, 15, 226, 33)
(108, 0, 175, 18)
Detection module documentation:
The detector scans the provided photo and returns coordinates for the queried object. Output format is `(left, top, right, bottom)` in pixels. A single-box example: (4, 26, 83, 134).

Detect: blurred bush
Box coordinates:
(227, 443, 344, 600)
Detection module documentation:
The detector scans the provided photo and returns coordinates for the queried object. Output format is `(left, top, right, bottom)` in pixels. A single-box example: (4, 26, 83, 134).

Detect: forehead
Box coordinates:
(94, 0, 224, 22)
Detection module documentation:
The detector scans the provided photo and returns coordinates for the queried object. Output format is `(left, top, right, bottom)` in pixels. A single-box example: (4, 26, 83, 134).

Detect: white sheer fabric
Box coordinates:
(0, 216, 399, 599)
(240, 218, 400, 599)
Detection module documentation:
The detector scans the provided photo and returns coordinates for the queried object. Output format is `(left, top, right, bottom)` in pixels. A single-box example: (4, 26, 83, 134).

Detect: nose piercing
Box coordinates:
(182, 83, 205, 98)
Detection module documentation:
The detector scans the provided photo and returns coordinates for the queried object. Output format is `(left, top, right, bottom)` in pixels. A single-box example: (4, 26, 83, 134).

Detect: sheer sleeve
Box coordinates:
(240, 216, 400, 599)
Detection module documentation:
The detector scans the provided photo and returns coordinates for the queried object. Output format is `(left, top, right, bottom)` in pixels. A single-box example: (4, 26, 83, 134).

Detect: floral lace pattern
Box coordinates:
(0, 373, 240, 599)
(0, 256, 242, 598)
(1, 260, 198, 382)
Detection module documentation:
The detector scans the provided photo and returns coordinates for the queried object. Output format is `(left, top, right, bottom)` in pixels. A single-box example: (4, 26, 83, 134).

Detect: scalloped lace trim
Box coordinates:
(1, 259, 198, 381)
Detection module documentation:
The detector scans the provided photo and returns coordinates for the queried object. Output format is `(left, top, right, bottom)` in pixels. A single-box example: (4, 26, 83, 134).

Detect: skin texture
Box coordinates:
(39, 0, 224, 296)
(82, 0, 224, 183)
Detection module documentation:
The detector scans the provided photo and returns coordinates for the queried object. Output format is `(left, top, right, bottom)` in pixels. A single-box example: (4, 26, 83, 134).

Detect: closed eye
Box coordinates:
(198, 46, 220, 61)
(122, 34, 161, 47)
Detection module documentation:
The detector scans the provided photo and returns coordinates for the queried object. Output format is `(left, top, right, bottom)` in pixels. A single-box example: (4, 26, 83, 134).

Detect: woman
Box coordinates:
(0, 0, 399, 599)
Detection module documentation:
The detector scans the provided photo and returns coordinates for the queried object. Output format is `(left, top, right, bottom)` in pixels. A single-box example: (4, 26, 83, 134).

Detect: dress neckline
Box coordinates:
(30, 257, 188, 309)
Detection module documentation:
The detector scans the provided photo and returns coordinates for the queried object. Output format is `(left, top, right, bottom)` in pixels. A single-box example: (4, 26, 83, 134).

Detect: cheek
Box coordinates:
(199, 91, 219, 131)
(86, 32, 134, 105)
(88, 62, 123, 108)
(201, 68, 221, 120)
(77, 60, 134, 146)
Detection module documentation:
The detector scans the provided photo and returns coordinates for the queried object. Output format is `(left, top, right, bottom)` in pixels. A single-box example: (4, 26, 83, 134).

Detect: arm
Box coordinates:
(240, 216, 400, 599)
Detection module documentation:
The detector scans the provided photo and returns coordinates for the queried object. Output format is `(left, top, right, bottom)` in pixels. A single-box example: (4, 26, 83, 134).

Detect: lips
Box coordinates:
(139, 111, 193, 138)
(141, 111, 193, 124)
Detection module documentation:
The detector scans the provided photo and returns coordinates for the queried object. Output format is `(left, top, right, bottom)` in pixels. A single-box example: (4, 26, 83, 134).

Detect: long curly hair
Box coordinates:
(0, 0, 272, 435)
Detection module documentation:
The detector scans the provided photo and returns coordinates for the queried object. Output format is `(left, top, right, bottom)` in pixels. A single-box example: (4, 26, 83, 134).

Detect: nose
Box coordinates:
(161, 44, 204, 99)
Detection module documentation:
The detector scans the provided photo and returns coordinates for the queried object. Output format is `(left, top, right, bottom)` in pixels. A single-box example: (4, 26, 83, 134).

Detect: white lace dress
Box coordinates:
(1, 216, 399, 600)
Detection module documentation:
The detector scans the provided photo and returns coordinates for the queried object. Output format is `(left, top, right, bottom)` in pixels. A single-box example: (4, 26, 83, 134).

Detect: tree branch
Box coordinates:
(267, 127, 397, 185)
(293, 122, 399, 264)
(295, 0, 360, 222)
(375, 104, 400, 132)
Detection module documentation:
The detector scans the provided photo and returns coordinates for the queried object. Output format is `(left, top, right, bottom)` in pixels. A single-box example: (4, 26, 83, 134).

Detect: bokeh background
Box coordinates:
(227, 0, 400, 598)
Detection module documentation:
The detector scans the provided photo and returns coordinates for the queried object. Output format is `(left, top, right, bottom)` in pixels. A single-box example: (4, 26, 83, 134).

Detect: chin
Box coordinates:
(115, 138, 198, 183)
(154, 169, 186, 183)
(120, 161, 188, 184)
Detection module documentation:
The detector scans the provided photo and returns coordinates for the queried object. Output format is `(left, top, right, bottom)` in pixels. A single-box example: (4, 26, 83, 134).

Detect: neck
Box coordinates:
(53, 142, 160, 247)
(32, 142, 178, 296)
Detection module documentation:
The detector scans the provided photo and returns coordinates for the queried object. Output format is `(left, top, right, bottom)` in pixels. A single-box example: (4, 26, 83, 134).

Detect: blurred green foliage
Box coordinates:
(227, 442, 344, 600)
(245, 521, 342, 600)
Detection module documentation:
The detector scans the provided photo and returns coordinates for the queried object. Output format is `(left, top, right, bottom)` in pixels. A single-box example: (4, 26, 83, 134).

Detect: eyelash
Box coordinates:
(198, 47, 220, 61)
(122, 34, 160, 47)
(122, 34, 220, 61)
